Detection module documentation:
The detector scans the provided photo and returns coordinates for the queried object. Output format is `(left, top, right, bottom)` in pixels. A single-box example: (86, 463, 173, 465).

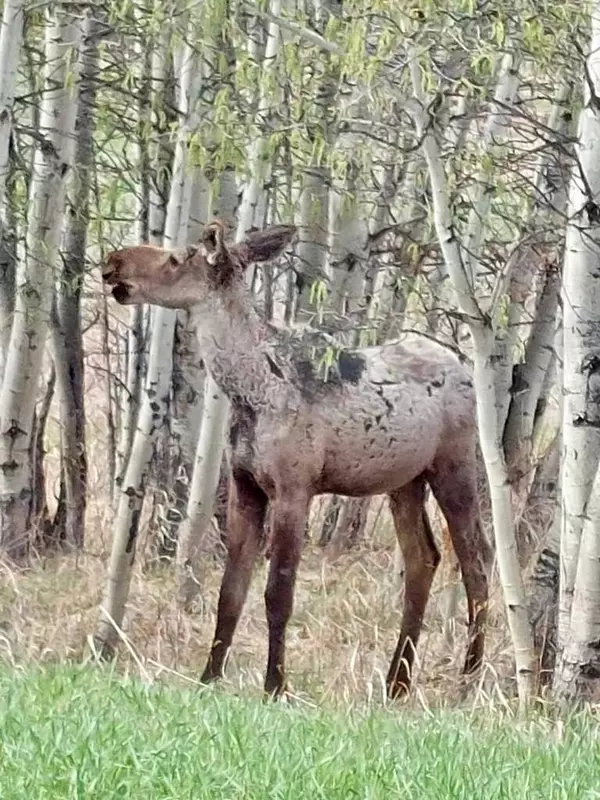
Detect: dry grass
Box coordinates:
(0, 483, 517, 712)
(0, 340, 522, 712)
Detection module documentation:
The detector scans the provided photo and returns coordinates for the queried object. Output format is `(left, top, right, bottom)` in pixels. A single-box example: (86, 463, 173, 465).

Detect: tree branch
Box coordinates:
(407, 53, 483, 323)
(241, 2, 341, 54)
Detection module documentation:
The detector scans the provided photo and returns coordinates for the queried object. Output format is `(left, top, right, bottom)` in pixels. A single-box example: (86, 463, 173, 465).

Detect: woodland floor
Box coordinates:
(0, 483, 517, 710)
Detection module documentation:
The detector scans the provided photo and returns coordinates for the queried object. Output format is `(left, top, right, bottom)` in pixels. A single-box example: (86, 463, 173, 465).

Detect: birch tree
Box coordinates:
(114, 42, 154, 494)
(294, 0, 341, 319)
(0, 9, 80, 558)
(176, 2, 284, 606)
(96, 17, 204, 653)
(0, 0, 25, 379)
(554, 0, 600, 703)
(50, 9, 100, 548)
(409, 51, 536, 707)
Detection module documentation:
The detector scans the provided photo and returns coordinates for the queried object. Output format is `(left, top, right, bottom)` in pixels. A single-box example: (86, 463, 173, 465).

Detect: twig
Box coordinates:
(241, 2, 341, 54)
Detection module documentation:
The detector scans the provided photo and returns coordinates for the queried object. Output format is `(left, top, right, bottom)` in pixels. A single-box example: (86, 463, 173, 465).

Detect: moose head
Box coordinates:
(102, 221, 297, 309)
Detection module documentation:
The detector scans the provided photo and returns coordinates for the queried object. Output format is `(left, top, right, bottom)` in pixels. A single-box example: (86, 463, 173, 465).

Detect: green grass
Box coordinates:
(0, 666, 599, 799)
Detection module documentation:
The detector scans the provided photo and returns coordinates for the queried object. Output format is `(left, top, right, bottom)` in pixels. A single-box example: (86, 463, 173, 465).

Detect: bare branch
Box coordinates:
(241, 2, 341, 54)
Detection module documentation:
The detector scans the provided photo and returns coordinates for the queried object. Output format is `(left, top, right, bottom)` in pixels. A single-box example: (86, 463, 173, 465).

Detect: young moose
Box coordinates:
(103, 222, 492, 700)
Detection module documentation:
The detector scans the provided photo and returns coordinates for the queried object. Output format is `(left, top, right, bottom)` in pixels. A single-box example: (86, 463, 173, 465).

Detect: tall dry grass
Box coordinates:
(0, 313, 520, 711)
(0, 490, 516, 710)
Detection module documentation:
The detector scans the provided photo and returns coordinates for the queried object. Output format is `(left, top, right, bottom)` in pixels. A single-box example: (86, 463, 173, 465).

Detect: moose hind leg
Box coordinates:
(428, 459, 492, 677)
(387, 478, 440, 700)
(263, 492, 309, 698)
(201, 470, 267, 684)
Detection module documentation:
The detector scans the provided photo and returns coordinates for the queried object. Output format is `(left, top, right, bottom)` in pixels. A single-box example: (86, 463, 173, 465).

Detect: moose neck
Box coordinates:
(190, 289, 275, 408)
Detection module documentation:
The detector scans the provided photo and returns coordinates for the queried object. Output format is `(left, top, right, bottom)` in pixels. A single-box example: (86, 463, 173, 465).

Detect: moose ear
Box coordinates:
(232, 224, 297, 266)
(201, 220, 227, 265)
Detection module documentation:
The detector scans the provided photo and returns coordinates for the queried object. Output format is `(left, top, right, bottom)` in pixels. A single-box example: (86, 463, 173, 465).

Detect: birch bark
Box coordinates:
(176, 1, 284, 605)
(409, 54, 536, 707)
(51, 9, 100, 548)
(0, 9, 80, 558)
(554, 0, 600, 703)
(97, 25, 204, 652)
(0, 0, 24, 378)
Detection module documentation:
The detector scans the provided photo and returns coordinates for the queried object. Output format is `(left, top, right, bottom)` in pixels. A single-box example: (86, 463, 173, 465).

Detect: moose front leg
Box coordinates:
(263, 493, 309, 698)
(201, 471, 267, 684)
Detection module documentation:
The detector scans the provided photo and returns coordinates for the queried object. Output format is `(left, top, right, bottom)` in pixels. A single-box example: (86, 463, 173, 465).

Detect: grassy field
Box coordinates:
(0, 665, 599, 799)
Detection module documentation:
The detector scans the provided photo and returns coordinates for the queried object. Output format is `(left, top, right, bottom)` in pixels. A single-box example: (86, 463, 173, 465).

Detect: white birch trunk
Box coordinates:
(462, 51, 520, 285)
(115, 307, 144, 492)
(503, 262, 560, 489)
(114, 42, 153, 492)
(153, 233, 209, 556)
(51, 9, 100, 548)
(499, 86, 571, 462)
(365, 142, 403, 338)
(0, 0, 25, 391)
(327, 172, 369, 321)
(527, 432, 561, 686)
(556, 462, 600, 703)
(296, 166, 331, 318)
(97, 29, 204, 651)
(176, 377, 230, 609)
(0, 0, 24, 374)
(470, 84, 565, 439)
(294, 0, 340, 318)
(236, 0, 281, 236)
(0, 0, 24, 209)
(409, 55, 536, 707)
(0, 10, 80, 558)
(175, 2, 284, 604)
(555, 1, 600, 688)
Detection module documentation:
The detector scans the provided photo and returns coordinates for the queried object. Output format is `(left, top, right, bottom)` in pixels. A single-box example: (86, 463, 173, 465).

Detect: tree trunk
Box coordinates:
(101, 294, 118, 502)
(176, 377, 230, 609)
(501, 85, 572, 504)
(235, 0, 281, 242)
(50, 9, 100, 549)
(0, 10, 80, 559)
(555, 468, 600, 704)
(557, 107, 600, 654)
(174, 3, 286, 605)
(116, 32, 173, 496)
(325, 496, 371, 559)
(409, 53, 536, 708)
(526, 434, 560, 687)
(0, 0, 24, 379)
(0, 0, 24, 207)
(503, 260, 560, 493)
(472, 324, 536, 699)
(30, 361, 55, 550)
(96, 20, 204, 654)
(554, 5, 600, 703)
(461, 50, 520, 285)
(294, 0, 341, 318)
(151, 311, 206, 560)
(153, 169, 237, 562)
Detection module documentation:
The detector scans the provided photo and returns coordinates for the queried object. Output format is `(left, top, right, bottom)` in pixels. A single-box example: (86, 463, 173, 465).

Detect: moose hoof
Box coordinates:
(386, 680, 411, 701)
(263, 677, 288, 702)
(200, 665, 222, 685)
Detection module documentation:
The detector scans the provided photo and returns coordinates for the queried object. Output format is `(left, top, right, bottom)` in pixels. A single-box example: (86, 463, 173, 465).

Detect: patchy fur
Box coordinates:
(104, 221, 493, 701)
